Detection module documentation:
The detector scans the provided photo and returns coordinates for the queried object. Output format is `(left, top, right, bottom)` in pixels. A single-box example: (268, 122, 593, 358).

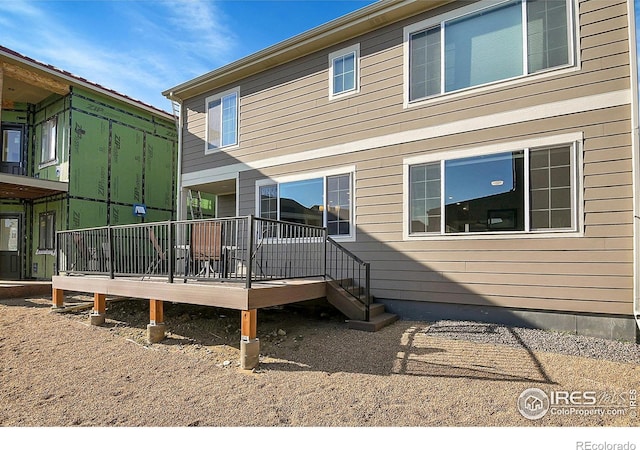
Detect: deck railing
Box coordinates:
(56, 216, 326, 287)
(56, 215, 370, 318)
(325, 236, 371, 321)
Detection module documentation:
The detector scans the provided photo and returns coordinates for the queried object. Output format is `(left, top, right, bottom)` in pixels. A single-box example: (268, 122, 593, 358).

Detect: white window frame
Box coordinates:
(403, 133, 583, 240)
(328, 43, 360, 100)
(205, 86, 240, 154)
(256, 166, 356, 241)
(40, 117, 58, 167)
(403, 0, 578, 108)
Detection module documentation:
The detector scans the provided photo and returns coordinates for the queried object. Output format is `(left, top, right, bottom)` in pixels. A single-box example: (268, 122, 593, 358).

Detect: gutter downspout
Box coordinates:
(627, 0, 640, 338)
(168, 92, 185, 222)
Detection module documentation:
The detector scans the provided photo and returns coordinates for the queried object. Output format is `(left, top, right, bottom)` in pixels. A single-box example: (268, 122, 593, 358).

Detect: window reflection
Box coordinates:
(444, 151, 524, 232)
(279, 178, 323, 227)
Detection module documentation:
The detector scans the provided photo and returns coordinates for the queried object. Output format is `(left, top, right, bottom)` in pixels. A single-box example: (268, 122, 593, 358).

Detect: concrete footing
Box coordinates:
(89, 312, 105, 326)
(240, 338, 260, 370)
(147, 323, 166, 343)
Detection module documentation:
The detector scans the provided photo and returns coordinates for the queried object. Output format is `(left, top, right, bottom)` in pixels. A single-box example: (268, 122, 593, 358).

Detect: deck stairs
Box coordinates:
(326, 279, 398, 332)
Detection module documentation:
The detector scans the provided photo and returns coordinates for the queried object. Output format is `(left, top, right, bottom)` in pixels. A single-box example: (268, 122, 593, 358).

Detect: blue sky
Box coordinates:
(0, 0, 376, 112)
(1, 0, 639, 113)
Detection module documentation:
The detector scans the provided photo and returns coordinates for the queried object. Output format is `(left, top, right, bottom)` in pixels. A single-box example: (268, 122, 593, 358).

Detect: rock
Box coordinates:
(277, 329, 286, 336)
(223, 360, 231, 367)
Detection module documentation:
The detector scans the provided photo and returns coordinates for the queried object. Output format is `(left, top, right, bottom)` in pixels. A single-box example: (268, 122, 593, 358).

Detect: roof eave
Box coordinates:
(163, 0, 451, 101)
(0, 47, 174, 120)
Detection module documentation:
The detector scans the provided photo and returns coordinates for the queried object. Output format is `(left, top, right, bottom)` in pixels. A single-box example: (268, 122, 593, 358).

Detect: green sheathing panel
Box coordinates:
(110, 204, 143, 226)
(70, 110, 109, 201)
(0, 203, 24, 214)
(111, 122, 143, 205)
(68, 198, 107, 229)
(144, 208, 172, 224)
(31, 197, 66, 279)
(69, 87, 176, 226)
(73, 87, 160, 132)
(145, 134, 175, 210)
(33, 95, 70, 181)
(1, 103, 29, 124)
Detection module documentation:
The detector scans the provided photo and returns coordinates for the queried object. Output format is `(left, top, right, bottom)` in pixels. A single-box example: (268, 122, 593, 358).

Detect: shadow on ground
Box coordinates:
(48, 297, 555, 384)
(0, 297, 52, 309)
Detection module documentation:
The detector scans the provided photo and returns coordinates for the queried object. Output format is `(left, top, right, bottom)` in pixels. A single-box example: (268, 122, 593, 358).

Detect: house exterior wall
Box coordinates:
(67, 87, 177, 227)
(1, 81, 177, 279)
(177, 0, 637, 332)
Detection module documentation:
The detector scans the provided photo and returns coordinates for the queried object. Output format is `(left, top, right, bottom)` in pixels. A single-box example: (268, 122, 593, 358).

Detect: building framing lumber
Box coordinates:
(1, 62, 69, 96)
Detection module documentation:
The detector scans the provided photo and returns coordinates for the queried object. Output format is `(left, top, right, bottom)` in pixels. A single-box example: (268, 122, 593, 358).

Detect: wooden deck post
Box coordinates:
(147, 299, 166, 343)
(241, 309, 257, 340)
(90, 293, 106, 326)
(240, 309, 259, 370)
(52, 288, 64, 309)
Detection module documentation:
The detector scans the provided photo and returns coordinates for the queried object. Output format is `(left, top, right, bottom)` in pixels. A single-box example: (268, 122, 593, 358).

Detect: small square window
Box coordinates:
(329, 44, 360, 99)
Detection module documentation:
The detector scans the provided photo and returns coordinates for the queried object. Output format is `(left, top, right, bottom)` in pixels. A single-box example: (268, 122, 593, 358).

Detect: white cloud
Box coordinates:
(0, 0, 239, 110)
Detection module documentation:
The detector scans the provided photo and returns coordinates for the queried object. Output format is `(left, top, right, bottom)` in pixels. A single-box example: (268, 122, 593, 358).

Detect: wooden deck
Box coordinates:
(51, 275, 327, 310)
(0, 281, 52, 299)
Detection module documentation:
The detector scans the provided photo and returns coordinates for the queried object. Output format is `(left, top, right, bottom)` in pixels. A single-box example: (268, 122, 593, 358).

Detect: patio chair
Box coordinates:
(69, 232, 97, 272)
(189, 221, 227, 278)
(142, 228, 166, 280)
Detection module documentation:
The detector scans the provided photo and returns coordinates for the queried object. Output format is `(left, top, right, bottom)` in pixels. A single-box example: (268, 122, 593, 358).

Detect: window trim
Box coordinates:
(39, 117, 58, 168)
(328, 43, 360, 100)
(256, 166, 356, 241)
(402, 133, 583, 240)
(37, 210, 56, 254)
(205, 86, 240, 154)
(403, 0, 578, 108)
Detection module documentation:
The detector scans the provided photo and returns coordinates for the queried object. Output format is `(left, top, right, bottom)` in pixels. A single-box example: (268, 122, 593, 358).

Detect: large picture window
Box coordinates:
(408, 0, 571, 102)
(258, 173, 353, 237)
(206, 88, 239, 151)
(408, 144, 576, 235)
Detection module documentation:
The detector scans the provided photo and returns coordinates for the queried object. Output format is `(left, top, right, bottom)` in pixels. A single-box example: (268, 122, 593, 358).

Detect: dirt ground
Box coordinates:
(0, 294, 639, 434)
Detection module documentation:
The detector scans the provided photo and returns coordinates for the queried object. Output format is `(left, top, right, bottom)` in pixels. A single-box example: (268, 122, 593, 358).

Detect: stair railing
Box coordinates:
(325, 236, 371, 321)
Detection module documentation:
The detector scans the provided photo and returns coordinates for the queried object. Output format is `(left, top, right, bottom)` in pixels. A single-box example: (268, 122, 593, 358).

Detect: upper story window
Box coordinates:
(257, 170, 354, 239)
(205, 87, 239, 153)
(407, 143, 577, 236)
(406, 0, 572, 102)
(40, 117, 57, 165)
(329, 44, 360, 99)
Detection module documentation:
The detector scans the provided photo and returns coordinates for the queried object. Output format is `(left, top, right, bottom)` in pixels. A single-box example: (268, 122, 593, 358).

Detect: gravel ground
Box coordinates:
(423, 320, 640, 365)
(1, 294, 639, 431)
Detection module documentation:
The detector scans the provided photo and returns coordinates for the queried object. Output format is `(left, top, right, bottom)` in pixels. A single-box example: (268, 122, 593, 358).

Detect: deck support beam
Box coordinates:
(147, 299, 166, 343)
(90, 293, 106, 325)
(240, 309, 259, 370)
(52, 288, 65, 309)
